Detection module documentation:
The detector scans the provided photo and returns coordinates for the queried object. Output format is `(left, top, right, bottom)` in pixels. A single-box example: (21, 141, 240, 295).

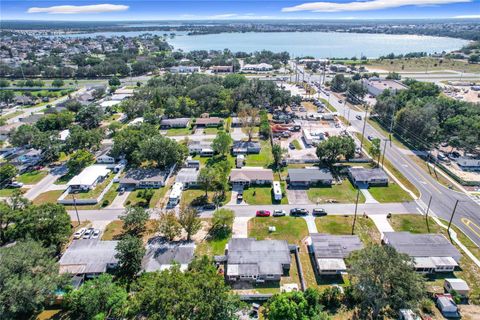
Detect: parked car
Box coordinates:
(8, 181, 24, 188)
(73, 228, 87, 239)
(119, 187, 125, 195)
(289, 143, 295, 150)
(367, 135, 374, 141)
(256, 210, 271, 217)
(290, 208, 309, 216)
(237, 193, 243, 201)
(202, 203, 216, 210)
(436, 294, 460, 318)
(92, 229, 100, 239)
(355, 115, 362, 120)
(83, 228, 94, 239)
(273, 209, 286, 217)
(338, 99, 343, 103)
(312, 208, 327, 216)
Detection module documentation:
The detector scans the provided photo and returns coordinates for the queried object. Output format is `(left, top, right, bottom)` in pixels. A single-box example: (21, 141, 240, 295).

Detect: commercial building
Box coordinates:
(242, 63, 273, 72)
(362, 77, 408, 97)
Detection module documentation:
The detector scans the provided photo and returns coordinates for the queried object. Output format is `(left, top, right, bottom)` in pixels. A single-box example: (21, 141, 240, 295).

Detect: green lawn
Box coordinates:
(242, 183, 288, 205)
(32, 190, 64, 204)
(181, 188, 231, 207)
(165, 128, 192, 136)
(245, 140, 273, 168)
(292, 139, 302, 150)
(192, 154, 236, 169)
(54, 171, 76, 185)
(368, 182, 413, 203)
(315, 215, 381, 245)
(65, 174, 114, 200)
(16, 170, 48, 184)
(0, 188, 28, 197)
(195, 218, 231, 257)
(125, 187, 166, 208)
(203, 127, 219, 135)
(307, 180, 366, 204)
(248, 216, 308, 245)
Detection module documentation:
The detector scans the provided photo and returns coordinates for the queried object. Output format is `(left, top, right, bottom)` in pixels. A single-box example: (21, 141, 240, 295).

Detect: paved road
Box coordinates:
(321, 90, 480, 247)
(24, 165, 68, 201)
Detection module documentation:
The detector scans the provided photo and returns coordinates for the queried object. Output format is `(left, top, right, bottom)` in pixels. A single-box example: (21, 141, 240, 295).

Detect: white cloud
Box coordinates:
(453, 14, 480, 18)
(209, 13, 238, 19)
(28, 4, 129, 14)
(282, 0, 471, 13)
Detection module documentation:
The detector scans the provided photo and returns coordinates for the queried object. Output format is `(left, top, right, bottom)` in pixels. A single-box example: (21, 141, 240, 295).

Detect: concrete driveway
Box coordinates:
(228, 185, 245, 205)
(232, 217, 250, 238)
(286, 188, 311, 205)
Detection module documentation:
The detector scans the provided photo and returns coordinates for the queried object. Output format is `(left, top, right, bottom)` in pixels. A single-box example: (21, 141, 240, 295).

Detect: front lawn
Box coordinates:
(54, 171, 76, 185)
(242, 183, 288, 205)
(368, 182, 413, 203)
(203, 127, 219, 135)
(181, 188, 231, 207)
(165, 128, 192, 136)
(125, 187, 167, 208)
(0, 188, 28, 197)
(245, 140, 273, 168)
(315, 215, 381, 245)
(292, 139, 302, 150)
(65, 174, 114, 200)
(102, 219, 158, 242)
(32, 190, 64, 204)
(307, 180, 366, 204)
(195, 219, 231, 257)
(17, 170, 48, 184)
(248, 216, 308, 245)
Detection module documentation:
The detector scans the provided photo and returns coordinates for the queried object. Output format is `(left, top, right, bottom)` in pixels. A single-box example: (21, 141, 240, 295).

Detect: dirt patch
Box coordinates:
(459, 304, 480, 320)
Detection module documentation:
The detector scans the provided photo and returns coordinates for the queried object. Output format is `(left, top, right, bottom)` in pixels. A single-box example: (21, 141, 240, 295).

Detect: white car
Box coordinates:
(273, 209, 286, 217)
(73, 227, 87, 239)
(8, 181, 24, 188)
(83, 228, 94, 239)
(92, 229, 100, 239)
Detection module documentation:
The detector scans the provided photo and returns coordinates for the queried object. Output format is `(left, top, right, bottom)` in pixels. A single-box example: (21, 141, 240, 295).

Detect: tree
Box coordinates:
(211, 208, 234, 239)
(259, 109, 271, 139)
(0, 164, 18, 185)
(349, 245, 426, 319)
(67, 149, 95, 174)
(386, 72, 401, 80)
(51, 79, 64, 87)
(347, 81, 367, 103)
(108, 76, 121, 87)
(65, 99, 83, 112)
(63, 274, 128, 320)
(264, 289, 330, 320)
(272, 144, 284, 168)
(212, 131, 233, 157)
(138, 134, 188, 169)
(158, 210, 181, 241)
(178, 205, 202, 241)
(9, 124, 40, 147)
(238, 107, 259, 141)
(65, 125, 103, 152)
(75, 104, 104, 129)
(0, 79, 10, 87)
(331, 74, 350, 92)
(369, 138, 382, 165)
(115, 235, 146, 281)
(120, 206, 149, 237)
(316, 135, 356, 165)
(0, 241, 66, 320)
(198, 166, 218, 197)
(129, 256, 243, 320)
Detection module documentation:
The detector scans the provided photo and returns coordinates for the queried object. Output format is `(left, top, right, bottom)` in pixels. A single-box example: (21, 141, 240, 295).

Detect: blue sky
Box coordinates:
(2, 1, 480, 20)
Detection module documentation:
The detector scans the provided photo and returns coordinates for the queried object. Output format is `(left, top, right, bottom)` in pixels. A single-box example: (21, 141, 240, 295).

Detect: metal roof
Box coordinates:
(175, 168, 199, 184)
(67, 164, 110, 187)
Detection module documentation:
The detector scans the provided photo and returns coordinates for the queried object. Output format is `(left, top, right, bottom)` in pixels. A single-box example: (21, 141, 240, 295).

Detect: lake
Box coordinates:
(51, 31, 469, 58)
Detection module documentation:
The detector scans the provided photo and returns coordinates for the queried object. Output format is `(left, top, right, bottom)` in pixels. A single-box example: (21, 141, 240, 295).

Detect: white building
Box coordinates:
(242, 63, 273, 72)
(362, 77, 408, 97)
(67, 165, 110, 191)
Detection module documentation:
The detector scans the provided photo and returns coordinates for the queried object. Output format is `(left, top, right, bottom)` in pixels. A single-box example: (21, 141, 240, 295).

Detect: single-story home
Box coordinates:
(59, 240, 119, 278)
(175, 168, 199, 188)
(287, 168, 334, 187)
(142, 238, 195, 272)
(120, 168, 167, 189)
(455, 157, 480, 171)
(185, 158, 200, 169)
(95, 147, 115, 164)
(19, 113, 44, 124)
(160, 118, 191, 129)
(170, 66, 201, 74)
(67, 164, 111, 191)
(347, 167, 388, 187)
(211, 66, 233, 73)
(221, 238, 291, 283)
(229, 167, 274, 186)
(195, 117, 223, 127)
(188, 141, 214, 156)
(383, 232, 461, 273)
(231, 141, 261, 155)
(310, 233, 363, 275)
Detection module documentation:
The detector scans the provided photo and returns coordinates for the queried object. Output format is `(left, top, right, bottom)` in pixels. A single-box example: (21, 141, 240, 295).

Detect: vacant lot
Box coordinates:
(32, 190, 64, 204)
(125, 187, 166, 208)
(367, 57, 480, 73)
(315, 215, 381, 245)
(307, 180, 366, 204)
(102, 219, 159, 242)
(248, 216, 308, 245)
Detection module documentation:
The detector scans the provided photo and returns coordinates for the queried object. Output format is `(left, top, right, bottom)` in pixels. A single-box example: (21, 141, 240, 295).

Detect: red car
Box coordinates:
(256, 210, 271, 217)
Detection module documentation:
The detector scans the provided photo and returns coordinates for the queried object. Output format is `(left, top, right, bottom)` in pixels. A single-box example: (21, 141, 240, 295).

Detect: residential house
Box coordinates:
(170, 66, 201, 74)
(310, 234, 363, 275)
(188, 141, 214, 156)
(175, 168, 199, 188)
(287, 168, 334, 187)
(185, 158, 200, 169)
(211, 65, 233, 73)
(18, 113, 44, 124)
(59, 240, 119, 279)
(67, 164, 110, 191)
(120, 168, 167, 189)
(95, 147, 115, 164)
(444, 279, 470, 297)
(347, 167, 388, 187)
(362, 77, 408, 97)
(231, 141, 261, 155)
(14, 95, 34, 106)
(142, 238, 195, 272)
(221, 238, 291, 283)
(454, 157, 480, 171)
(229, 167, 274, 186)
(383, 232, 461, 273)
(160, 117, 191, 129)
(195, 117, 223, 127)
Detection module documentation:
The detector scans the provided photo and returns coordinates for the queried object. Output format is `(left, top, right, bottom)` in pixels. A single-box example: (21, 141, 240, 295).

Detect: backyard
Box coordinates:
(245, 140, 273, 168)
(307, 180, 366, 204)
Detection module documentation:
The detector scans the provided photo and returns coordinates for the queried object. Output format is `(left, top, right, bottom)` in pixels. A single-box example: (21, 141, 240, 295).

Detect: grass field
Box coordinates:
(165, 128, 192, 136)
(246, 140, 273, 168)
(181, 188, 231, 207)
(248, 216, 308, 246)
(16, 170, 48, 184)
(32, 190, 64, 204)
(242, 183, 288, 205)
(368, 182, 413, 203)
(0, 188, 28, 197)
(366, 57, 480, 73)
(307, 180, 366, 204)
(203, 127, 219, 135)
(102, 219, 158, 242)
(125, 187, 166, 208)
(292, 139, 302, 150)
(315, 215, 381, 245)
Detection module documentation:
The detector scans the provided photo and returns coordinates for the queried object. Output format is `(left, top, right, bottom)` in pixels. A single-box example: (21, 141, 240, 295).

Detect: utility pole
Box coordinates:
(447, 199, 459, 243)
(351, 187, 361, 235)
(388, 104, 397, 147)
(425, 195, 432, 233)
(359, 105, 369, 153)
(72, 193, 81, 226)
(381, 138, 388, 169)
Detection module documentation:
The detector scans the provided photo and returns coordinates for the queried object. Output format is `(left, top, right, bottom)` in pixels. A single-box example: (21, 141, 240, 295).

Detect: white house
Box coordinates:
(67, 165, 110, 191)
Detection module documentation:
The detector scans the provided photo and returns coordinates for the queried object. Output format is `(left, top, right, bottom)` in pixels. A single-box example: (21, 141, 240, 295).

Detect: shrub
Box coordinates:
(102, 199, 110, 207)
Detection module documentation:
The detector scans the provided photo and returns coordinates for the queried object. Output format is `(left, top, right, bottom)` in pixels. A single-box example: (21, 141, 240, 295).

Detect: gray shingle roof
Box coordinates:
(142, 239, 195, 272)
(176, 168, 199, 184)
(59, 240, 118, 274)
(226, 238, 291, 276)
(120, 168, 167, 184)
(288, 168, 333, 183)
(310, 233, 363, 259)
(348, 167, 388, 182)
(383, 232, 461, 260)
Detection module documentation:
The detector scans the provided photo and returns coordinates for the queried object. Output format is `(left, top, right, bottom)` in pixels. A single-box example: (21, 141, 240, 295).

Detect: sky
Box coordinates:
(1, 0, 480, 21)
